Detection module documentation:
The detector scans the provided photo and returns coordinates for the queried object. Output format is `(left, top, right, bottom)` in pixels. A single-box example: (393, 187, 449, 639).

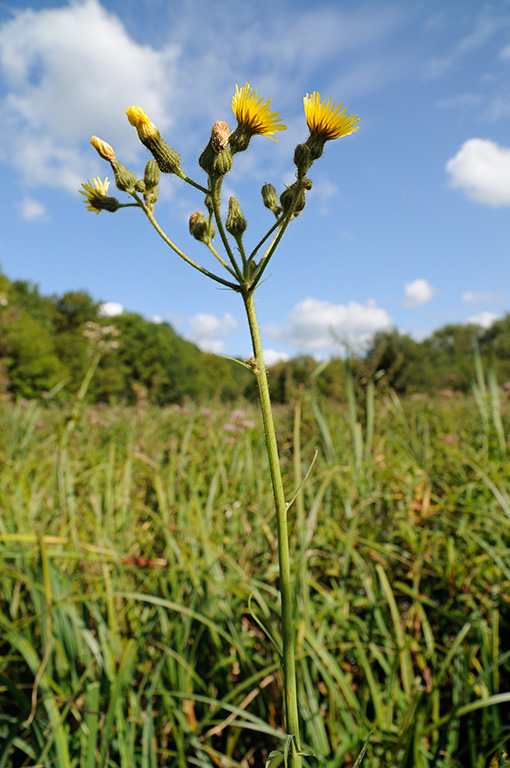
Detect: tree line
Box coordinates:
(1, 268, 509, 405)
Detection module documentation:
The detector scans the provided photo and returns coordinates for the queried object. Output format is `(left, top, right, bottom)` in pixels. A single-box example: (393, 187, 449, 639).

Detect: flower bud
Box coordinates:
(199, 124, 233, 178)
(145, 187, 159, 207)
(225, 196, 247, 237)
(144, 160, 160, 190)
(111, 160, 137, 193)
(135, 180, 146, 193)
(126, 105, 182, 174)
(280, 182, 307, 217)
(261, 183, 280, 214)
(146, 136, 182, 174)
(91, 136, 116, 162)
(293, 143, 313, 175)
(189, 211, 214, 242)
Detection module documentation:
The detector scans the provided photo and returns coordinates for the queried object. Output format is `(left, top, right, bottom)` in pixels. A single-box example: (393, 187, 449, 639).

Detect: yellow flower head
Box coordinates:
(126, 106, 151, 128)
(303, 92, 360, 141)
(231, 83, 287, 140)
(126, 105, 160, 143)
(79, 177, 111, 214)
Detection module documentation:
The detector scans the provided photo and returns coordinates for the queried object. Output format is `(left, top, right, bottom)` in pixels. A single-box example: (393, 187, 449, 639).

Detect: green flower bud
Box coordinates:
(144, 135, 182, 174)
(145, 187, 159, 207)
(226, 196, 247, 237)
(111, 160, 137, 193)
(293, 143, 313, 175)
(144, 160, 160, 190)
(134, 179, 146, 193)
(261, 183, 280, 214)
(189, 211, 214, 242)
(280, 183, 307, 217)
(199, 144, 233, 178)
(199, 121, 233, 178)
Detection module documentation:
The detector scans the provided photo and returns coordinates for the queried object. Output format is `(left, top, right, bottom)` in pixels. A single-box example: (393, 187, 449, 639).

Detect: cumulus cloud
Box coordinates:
(99, 301, 124, 317)
(0, 0, 177, 190)
(0, 0, 409, 195)
(466, 311, 499, 328)
(446, 139, 510, 206)
(267, 297, 392, 352)
(263, 349, 290, 367)
(186, 312, 238, 353)
(404, 279, 434, 308)
(18, 196, 49, 221)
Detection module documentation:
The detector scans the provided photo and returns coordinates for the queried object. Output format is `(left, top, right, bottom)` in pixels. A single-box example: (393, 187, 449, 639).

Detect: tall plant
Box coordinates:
(81, 83, 360, 767)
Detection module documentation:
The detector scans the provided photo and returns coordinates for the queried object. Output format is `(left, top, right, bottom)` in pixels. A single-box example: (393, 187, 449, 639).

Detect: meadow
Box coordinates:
(0, 378, 509, 768)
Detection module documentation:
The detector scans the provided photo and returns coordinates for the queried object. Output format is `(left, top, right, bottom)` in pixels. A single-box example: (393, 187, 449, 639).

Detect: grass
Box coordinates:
(0, 385, 509, 767)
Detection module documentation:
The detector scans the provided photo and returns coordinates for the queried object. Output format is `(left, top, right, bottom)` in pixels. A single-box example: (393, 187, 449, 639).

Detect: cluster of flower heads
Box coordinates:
(81, 83, 360, 216)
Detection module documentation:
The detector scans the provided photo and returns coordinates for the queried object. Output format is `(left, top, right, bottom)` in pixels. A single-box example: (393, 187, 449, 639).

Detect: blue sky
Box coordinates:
(1, 0, 509, 364)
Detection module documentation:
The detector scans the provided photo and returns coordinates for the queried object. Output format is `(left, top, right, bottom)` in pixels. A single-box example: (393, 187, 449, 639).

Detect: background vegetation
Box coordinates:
(0, 360, 509, 766)
(1, 266, 509, 766)
(3, 267, 510, 406)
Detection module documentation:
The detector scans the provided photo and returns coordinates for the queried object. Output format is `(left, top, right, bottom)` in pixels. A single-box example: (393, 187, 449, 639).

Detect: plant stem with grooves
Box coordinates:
(242, 289, 302, 768)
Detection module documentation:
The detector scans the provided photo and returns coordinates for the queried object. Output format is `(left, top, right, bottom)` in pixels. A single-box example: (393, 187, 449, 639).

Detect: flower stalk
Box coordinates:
(82, 85, 359, 767)
(243, 289, 302, 767)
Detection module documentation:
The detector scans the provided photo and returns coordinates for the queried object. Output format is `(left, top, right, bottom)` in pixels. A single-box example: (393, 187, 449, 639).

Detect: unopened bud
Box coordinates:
(199, 127, 233, 178)
(91, 136, 116, 162)
(226, 196, 247, 237)
(126, 105, 181, 174)
(111, 160, 137, 193)
(146, 187, 159, 206)
(149, 138, 182, 174)
(293, 143, 313, 175)
(144, 160, 160, 190)
(280, 182, 307, 217)
(261, 183, 279, 213)
(189, 211, 213, 242)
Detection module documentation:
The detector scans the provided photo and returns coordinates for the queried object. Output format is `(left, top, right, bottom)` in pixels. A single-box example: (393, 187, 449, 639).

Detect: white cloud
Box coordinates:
(466, 311, 499, 328)
(263, 349, 290, 367)
(99, 301, 124, 317)
(462, 290, 498, 303)
(404, 279, 434, 308)
(0, 0, 408, 194)
(446, 139, 510, 207)
(18, 196, 49, 221)
(267, 297, 392, 352)
(0, 0, 177, 190)
(186, 312, 238, 353)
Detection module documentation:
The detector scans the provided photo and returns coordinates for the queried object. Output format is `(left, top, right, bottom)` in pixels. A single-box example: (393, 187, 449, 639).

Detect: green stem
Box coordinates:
(248, 217, 282, 263)
(134, 195, 238, 291)
(251, 188, 303, 290)
(242, 290, 302, 767)
(209, 179, 245, 283)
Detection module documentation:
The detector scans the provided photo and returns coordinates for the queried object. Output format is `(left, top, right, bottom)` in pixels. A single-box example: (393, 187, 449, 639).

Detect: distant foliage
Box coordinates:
(0, 269, 252, 403)
(2, 267, 510, 403)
